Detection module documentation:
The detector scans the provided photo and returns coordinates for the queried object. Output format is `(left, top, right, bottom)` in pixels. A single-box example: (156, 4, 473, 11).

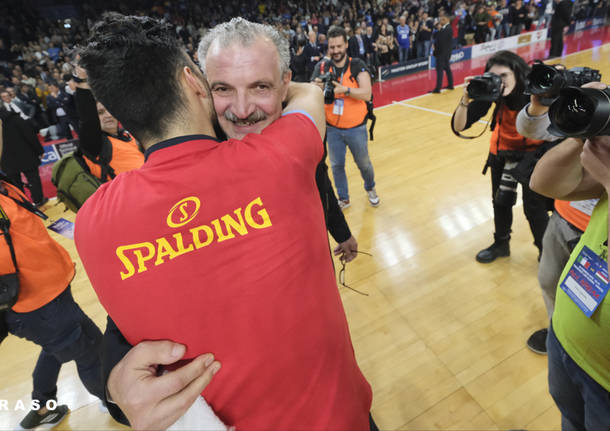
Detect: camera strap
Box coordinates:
(450, 108, 493, 140)
(0, 180, 48, 221)
(0, 204, 18, 273)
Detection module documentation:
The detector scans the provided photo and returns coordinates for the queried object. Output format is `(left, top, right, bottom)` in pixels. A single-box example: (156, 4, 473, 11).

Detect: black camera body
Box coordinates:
(467, 73, 503, 102)
(527, 62, 602, 106)
(319, 72, 336, 104)
(548, 86, 610, 138)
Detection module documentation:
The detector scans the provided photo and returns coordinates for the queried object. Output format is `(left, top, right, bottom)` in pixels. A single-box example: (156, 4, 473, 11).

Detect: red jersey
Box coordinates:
(75, 113, 372, 430)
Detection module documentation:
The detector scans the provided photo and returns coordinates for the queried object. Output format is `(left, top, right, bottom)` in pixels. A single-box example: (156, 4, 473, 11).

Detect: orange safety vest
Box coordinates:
(323, 58, 368, 129)
(85, 133, 144, 180)
(0, 182, 74, 312)
(490, 106, 544, 155)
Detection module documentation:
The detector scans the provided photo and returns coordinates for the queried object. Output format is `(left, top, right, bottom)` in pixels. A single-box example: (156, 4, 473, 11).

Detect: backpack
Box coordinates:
(51, 142, 115, 212)
(318, 58, 377, 140)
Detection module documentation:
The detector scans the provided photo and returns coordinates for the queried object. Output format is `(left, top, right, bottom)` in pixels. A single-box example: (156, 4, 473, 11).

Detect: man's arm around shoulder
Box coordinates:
(283, 82, 326, 140)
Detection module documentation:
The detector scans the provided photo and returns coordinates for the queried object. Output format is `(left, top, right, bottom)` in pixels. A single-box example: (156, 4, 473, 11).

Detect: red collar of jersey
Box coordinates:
(144, 134, 220, 161)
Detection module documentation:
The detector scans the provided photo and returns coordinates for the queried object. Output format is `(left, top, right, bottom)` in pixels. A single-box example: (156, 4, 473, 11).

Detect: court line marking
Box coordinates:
(374, 40, 610, 111)
(393, 100, 489, 124)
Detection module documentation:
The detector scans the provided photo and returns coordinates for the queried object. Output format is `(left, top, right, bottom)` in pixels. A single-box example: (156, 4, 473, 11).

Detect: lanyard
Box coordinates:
(0, 184, 48, 221)
(0, 204, 18, 272)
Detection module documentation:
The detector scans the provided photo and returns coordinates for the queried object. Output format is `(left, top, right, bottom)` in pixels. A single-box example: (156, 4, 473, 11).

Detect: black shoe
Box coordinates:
(526, 328, 548, 355)
(19, 405, 69, 429)
(475, 240, 510, 263)
(445, 85, 454, 90)
(429, 88, 441, 93)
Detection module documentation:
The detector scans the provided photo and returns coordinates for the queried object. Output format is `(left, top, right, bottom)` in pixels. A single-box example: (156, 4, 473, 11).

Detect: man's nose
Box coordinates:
(231, 92, 255, 119)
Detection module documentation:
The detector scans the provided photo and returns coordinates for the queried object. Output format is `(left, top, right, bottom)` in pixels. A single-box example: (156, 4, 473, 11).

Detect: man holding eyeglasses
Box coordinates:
(75, 15, 373, 431)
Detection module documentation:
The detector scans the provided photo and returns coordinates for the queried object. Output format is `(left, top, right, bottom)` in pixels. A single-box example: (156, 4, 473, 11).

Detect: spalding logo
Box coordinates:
(167, 197, 201, 228)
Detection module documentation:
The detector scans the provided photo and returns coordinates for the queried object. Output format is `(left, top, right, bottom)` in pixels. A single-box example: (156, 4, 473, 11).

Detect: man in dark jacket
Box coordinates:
(0, 107, 47, 206)
(431, 14, 454, 93)
(549, 0, 573, 58)
(304, 30, 323, 80)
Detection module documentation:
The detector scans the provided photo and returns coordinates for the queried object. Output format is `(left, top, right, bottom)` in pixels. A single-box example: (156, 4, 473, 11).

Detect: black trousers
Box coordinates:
(489, 153, 549, 251)
(7, 166, 45, 204)
(549, 24, 565, 57)
(435, 55, 453, 90)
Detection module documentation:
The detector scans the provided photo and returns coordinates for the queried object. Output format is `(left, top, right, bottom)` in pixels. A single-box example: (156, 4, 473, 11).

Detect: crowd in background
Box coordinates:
(0, 0, 608, 139)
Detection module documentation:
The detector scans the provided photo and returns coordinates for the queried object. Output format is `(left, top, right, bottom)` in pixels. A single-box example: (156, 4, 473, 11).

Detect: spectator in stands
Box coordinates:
(349, 25, 369, 62)
(363, 25, 378, 69)
(290, 36, 308, 82)
(487, 4, 501, 40)
(304, 29, 322, 79)
(416, 12, 434, 58)
(474, 4, 491, 43)
(45, 81, 76, 139)
(376, 23, 395, 66)
(510, 0, 528, 35)
(396, 15, 411, 63)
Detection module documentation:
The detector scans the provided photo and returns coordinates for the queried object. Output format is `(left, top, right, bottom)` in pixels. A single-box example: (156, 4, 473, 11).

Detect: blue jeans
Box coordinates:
(548, 324, 610, 431)
(398, 46, 409, 63)
(417, 40, 431, 58)
(5, 286, 103, 405)
(327, 124, 375, 201)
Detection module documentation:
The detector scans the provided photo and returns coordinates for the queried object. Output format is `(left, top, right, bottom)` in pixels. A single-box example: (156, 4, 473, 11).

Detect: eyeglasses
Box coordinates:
(338, 251, 373, 296)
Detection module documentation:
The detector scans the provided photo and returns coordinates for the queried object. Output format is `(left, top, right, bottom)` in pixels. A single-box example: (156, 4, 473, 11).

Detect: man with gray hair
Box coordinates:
(97, 17, 374, 430)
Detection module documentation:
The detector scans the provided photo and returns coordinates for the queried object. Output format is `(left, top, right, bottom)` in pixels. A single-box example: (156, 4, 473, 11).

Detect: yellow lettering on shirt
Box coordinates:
(116, 196, 272, 280)
(190, 225, 214, 249)
(116, 242, 156, 280)
(245, 197, 272, 229)
(155, 237, 179, 265)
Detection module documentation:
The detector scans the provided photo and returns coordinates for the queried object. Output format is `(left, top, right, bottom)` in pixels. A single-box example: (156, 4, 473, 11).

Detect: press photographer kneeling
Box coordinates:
(452, 51, 550, 263)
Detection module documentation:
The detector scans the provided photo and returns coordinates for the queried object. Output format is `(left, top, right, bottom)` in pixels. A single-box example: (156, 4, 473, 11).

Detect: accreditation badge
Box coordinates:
(559, 245, 610, 317)
(333, 98, 344, 116)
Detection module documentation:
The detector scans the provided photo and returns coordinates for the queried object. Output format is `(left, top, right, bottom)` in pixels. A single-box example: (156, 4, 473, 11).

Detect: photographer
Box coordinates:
(452, 50, 549, 263)
(516, 84, 596, 355)
(529, 82, 610, 430)
(0, 118, 104, 430)
(312, 25, 379, 209)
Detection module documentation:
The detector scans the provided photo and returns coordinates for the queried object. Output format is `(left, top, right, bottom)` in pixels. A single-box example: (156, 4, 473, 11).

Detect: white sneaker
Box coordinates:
(338, 199, 351, 210)
(367, 189, 380, 207)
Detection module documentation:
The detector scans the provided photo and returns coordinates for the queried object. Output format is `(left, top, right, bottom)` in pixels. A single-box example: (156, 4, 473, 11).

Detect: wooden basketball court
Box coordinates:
(1, 40, 609, 430)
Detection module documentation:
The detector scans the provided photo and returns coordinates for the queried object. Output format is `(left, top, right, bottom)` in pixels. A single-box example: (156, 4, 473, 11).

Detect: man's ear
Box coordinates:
(182, 66, 208, 99)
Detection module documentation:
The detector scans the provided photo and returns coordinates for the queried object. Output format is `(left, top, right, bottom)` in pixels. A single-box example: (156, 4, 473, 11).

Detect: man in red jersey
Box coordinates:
(75, 14, 372, 430)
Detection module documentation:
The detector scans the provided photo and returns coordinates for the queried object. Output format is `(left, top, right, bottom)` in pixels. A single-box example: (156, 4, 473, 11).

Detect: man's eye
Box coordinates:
(213, 87, 228, 93)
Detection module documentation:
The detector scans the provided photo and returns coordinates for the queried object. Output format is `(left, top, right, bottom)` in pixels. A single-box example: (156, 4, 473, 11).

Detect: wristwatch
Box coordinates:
(346, 88, 351, 97)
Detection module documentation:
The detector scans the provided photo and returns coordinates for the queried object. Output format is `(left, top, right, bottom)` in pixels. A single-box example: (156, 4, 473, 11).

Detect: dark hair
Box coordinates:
(296, 35, 307, 48)
(327, 25, 347, 42)
(80, 13, 190, 143)
(485, 50, 530, 97)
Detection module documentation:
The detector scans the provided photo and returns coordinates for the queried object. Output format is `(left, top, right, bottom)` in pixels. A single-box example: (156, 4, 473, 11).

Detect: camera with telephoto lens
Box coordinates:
(467, 73, 503, 102)
(319, 72, 336, 104)
(527, 61, 602, 106)
(547, 86, 610, 138)
(495, 160, 519, 206)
